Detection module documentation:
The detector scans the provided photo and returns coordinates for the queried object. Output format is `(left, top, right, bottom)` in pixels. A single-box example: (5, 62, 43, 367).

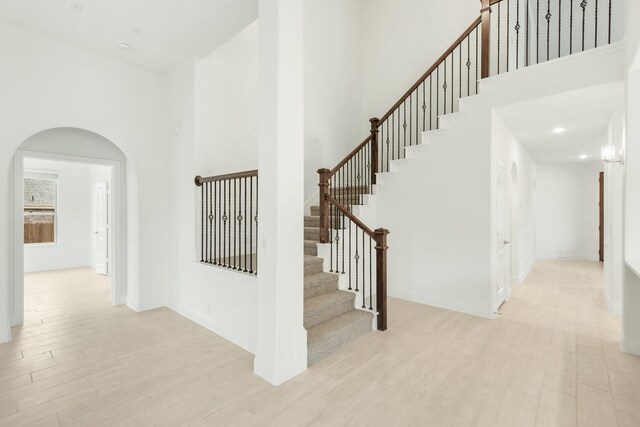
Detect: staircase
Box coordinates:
(304, 190, 374, 366)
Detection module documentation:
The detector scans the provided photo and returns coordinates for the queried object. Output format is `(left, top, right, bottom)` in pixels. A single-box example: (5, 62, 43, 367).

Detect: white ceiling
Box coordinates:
(0, 0, 258, 74)
(496, 82, 624, 163)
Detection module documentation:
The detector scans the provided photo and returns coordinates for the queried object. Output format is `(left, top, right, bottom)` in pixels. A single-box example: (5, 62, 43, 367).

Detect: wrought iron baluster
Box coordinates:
(213, 181, 216, 264)
(348, 216, 352, 290)
(369, 236, 373, 310)
(498, 1, 501, 74)
(430, 75, 433, 129)
(354, 219, 359, 292)
(422, 81, 427, 132)
(200, 183, 204, 262)
(362, 229, 366, 308)
(475, 25, 479, 93)
(581, 0, 587, 51)
(409, 92, 413, 146)
(559, 0, 562, 58)
(595, 0, 599, 47)
(205, 182, 209, 263)
(233, 178, 237, 269)
(255, 175, 258, 275)
(608, 0, 612, 44)
(218, 181, 222, 266)
(249, 177, 253, 273)
(467, 36, 471, 95)
(244, 177, 247, 272)
(570, 0, 574, 54)
(537, 0, 540, 63)
(516, 0, 521, 69)
(443, 60, 447, 116)
(450, 54, 454, 113)
(436, 66, 440, 127)
(403, 101, 407, 151)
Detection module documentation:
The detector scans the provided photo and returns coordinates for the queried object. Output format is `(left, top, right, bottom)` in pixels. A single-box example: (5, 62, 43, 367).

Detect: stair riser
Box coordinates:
(304, 245, 317, 256)
(307, 315, 373, 366)
(304, 217, 320, 227)
(304, 276, 339, 299)
(304, 261, 323, 275)
(304, 228, 320, 241)
(304, 298, 355, 329)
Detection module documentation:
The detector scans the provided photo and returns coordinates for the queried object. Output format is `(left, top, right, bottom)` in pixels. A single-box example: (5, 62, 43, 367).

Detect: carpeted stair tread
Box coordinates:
(307, 310, 374, 366)
(304, 290, 355, 329)
(304, 272, 339, 299)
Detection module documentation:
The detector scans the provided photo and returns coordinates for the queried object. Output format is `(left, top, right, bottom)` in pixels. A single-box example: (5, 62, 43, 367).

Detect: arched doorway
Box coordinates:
(10, 128, 128, 328)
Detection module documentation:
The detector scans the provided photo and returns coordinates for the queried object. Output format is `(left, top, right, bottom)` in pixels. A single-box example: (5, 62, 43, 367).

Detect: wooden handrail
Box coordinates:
(325, 194, 376, 238)
(378, 16, 482, 124)
(195, 169, 258, 186)
(328, 135, 373, 178)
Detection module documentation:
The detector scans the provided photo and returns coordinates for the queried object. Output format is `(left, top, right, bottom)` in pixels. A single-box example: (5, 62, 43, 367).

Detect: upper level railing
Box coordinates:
(195, 170, 258, 274)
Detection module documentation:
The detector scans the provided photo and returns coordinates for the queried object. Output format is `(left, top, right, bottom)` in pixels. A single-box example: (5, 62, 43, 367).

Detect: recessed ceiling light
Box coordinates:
(117, 41, 131, 50)
(579, 154, 588, 160)
(553, 127, 566, 134)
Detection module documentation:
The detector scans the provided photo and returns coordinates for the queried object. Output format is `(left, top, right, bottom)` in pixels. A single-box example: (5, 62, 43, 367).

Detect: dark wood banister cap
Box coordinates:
(194, 169, 258, 186)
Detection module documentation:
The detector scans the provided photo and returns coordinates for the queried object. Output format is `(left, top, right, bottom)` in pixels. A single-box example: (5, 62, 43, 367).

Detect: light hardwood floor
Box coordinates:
(1, 263, 639, 426)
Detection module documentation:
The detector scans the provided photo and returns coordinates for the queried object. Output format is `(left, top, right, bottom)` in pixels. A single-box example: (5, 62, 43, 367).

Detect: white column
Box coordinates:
(254, 0, 307, 384)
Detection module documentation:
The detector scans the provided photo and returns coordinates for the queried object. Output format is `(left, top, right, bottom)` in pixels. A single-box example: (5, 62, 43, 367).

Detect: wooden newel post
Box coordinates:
(374, 228, 389, 331)
(370, 117, 380, 185)
(318, 168, 331, 244)
(480, 0, 491, 79)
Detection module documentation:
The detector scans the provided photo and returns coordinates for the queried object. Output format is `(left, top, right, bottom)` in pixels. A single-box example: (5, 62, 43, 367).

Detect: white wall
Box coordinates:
(492, 112, 537, 286)
(195, 21, 259, 177)
(535, 162, 602, 261)
(360, 0, 479, 127)
(0, 21, 170, 341)
(304, 0, 363, 210)
(166, 24, 259, 354)
(23, 159, 90, 272)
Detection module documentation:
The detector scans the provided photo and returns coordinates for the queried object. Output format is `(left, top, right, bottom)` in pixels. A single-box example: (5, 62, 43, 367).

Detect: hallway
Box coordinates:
(0, 263, 638, 426)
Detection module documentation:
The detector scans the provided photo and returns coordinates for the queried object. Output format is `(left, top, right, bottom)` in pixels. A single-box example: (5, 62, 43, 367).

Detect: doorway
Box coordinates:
(496, 164, 508, 308)
(12, 150, 124, 327)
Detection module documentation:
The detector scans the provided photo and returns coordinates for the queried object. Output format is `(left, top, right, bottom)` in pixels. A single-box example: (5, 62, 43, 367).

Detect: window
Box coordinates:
(24, 175, 57, 244)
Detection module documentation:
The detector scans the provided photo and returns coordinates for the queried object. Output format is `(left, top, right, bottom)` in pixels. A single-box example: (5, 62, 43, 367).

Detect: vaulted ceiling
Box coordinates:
(0, 0, 258, 74)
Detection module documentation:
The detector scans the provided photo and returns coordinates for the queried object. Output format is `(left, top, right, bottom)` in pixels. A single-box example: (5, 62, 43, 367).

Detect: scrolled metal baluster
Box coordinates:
(249, 177, 253, 273)
(443, 60, 447, 117)
(608, 0, 612, 44)
(244, 177, 248, 272)
(581, 0, 587, 51)
(516, 0, 521, 69)
(354, 220, 359, 292)
(570, 0, 574, 54)
(467, 35, 471, 95)
(348, 216, 352, 290)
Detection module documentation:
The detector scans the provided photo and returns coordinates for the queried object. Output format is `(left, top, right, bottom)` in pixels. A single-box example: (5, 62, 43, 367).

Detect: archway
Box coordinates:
(510, 162, 520, 290)
(10, 128, 128, 328)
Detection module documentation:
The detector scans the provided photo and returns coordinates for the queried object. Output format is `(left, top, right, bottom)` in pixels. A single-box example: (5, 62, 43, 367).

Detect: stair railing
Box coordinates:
(195, 170, 258, 274)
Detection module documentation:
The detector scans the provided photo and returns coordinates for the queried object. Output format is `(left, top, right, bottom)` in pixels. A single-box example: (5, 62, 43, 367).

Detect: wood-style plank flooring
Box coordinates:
(1, 262, 639, 426)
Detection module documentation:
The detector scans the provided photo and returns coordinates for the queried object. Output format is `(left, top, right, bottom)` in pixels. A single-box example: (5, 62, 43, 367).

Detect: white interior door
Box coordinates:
(95, 183, 109, 275)
(496, 165, 508, 307)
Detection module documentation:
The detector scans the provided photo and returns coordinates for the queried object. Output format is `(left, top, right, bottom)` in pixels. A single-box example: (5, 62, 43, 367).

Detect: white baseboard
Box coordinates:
(168, 303, 256, 355)
(0, 327, 11, 344)
(536, 255, 599, 262)
(388, 287, 495, 319)
(620, 337, 640, 356)
(602, 288, 622, 315)
(518, 263, 534, 283)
